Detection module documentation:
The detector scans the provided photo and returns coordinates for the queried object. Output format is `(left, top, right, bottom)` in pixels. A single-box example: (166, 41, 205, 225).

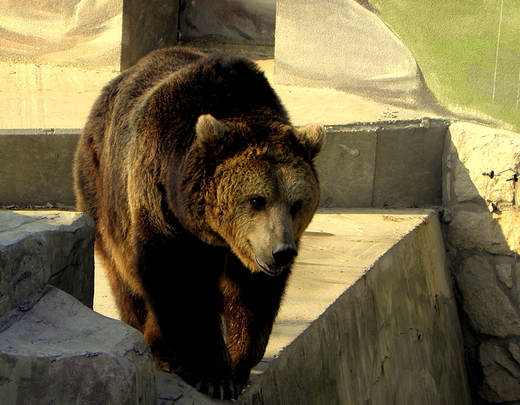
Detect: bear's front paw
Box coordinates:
(180, 371, 242, 401)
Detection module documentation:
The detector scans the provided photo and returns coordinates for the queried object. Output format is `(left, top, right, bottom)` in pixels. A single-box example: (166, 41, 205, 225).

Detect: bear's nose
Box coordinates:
(272, 245, 298, 268)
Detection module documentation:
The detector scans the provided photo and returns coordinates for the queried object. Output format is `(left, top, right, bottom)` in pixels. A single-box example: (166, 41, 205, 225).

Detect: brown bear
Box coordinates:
(73, 47, 323, 400)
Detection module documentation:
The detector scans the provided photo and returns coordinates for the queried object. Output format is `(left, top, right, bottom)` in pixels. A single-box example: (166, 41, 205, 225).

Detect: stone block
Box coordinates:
(0, 211, 94, 314)
(444, 122, 520, 208)
(479, 342, 520, 403)
(455, 253, 520, 338)
(447, 206, 520, 255)
(0, 286, 156, 405)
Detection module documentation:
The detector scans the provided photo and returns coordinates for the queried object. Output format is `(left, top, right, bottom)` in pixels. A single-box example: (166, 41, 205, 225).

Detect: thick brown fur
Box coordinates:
(73, 47, 323, 400)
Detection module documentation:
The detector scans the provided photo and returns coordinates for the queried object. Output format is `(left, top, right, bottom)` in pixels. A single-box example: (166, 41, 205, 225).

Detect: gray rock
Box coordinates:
(479, 342, 520, 403)
(497, 262, 514, 289)
(0, 286, 156, 405)
(455, 254, 520, 338)
(0, 210, 94, 315)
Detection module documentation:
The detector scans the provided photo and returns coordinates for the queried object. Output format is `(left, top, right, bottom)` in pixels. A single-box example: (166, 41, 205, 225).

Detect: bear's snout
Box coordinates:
(272, 243, 298, 268)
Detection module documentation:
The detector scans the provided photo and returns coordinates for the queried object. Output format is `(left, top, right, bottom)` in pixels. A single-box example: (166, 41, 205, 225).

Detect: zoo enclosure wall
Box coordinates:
(0, 119, 449, 209)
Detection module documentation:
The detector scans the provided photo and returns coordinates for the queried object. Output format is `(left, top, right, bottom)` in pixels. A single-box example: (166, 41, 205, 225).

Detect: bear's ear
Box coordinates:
(195, 114, 230, 146)
(295, 124, 325, 159)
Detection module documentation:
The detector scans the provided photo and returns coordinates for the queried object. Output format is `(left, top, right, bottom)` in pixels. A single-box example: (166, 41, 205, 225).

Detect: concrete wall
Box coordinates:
(0, 121, 448, 209)
(0, 130, 80, 207)
(238, 212, 470, 404)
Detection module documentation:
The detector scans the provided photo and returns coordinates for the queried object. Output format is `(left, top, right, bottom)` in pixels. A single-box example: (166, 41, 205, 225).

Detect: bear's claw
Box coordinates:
(194, 378, 240, 400)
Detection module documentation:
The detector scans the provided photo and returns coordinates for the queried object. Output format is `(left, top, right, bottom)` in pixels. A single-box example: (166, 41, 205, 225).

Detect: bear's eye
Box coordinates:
(291, 200, 303, 215)
(250, 196, 267, 211)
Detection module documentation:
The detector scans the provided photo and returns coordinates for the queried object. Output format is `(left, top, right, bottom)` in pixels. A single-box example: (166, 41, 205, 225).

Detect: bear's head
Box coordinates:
(191, 114, 323, 275)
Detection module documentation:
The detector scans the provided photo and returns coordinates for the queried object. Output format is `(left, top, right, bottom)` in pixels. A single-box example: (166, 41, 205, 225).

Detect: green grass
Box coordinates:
(370, 0, 520, 131)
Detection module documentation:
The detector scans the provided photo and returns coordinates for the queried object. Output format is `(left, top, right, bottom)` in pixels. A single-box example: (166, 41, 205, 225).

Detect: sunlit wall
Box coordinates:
(371, 0, 520, 131)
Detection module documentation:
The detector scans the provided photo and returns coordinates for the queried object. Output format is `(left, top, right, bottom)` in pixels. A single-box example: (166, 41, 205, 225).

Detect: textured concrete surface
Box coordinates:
(0, 210, 94, 313)
(0, 0, 122, 69)
(0, 130, 81, 206)
(0, 286, 156, 405)
(0, 64, 116, 130)
(0, 57, 434, 131)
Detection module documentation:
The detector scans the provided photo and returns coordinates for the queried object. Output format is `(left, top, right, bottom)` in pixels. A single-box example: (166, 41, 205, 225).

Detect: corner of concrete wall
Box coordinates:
(239, 213, 470, 404)
(318, 119, 449, 208)
(121, 0, 179, 70)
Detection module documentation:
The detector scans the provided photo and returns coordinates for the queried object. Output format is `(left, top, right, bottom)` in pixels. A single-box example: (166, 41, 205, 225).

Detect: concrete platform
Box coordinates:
(0, 57, 436, 131)
(93, 208, 470, 404)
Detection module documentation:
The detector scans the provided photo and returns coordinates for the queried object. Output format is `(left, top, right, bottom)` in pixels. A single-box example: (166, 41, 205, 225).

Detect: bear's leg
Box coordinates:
(142, 310, 175, 372)
(136, 232, 239, 400)
(221, 254, 290, 390)
(98, 247, 148, 330)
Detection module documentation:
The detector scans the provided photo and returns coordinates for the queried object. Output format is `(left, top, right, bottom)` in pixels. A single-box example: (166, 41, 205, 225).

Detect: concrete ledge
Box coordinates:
(0, 121, 448, 209)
